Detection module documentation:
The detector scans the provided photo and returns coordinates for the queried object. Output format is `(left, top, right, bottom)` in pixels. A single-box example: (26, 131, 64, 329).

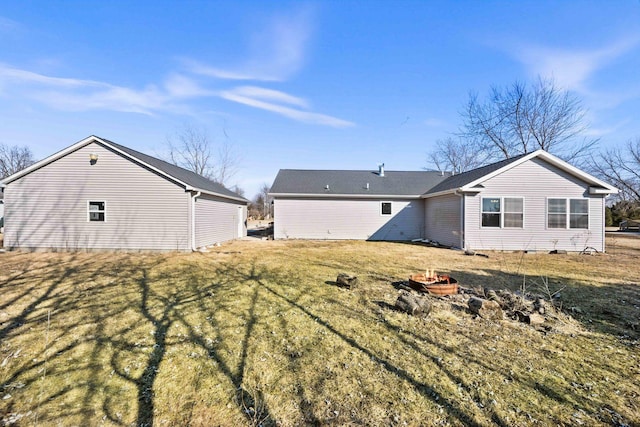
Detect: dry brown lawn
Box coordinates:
(0, 235, 638, 426)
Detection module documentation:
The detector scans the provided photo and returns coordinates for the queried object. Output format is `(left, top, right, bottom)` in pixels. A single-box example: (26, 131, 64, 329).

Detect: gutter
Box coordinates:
(191, 191, 201, 251)
(268, 193, 423, 199)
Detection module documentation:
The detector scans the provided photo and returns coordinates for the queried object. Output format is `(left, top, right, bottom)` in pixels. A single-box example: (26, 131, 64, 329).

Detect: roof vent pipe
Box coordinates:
(378, 163, 385, 177)
(366, 182, 370, 190)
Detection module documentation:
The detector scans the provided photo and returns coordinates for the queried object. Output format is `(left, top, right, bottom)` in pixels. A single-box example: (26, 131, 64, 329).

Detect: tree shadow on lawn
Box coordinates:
(0, 253, 278, 427)
(0, 251, 637, 426)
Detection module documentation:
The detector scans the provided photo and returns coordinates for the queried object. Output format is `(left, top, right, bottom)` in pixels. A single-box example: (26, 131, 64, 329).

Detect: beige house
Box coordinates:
(0, 135, 248, 251)
(270, 151, 618, 252)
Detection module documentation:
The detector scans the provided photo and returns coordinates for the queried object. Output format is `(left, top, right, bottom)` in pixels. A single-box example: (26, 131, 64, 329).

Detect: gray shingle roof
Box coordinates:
(424, 152, 530, 195)
(98, 137, 248, 202)
(270, 169, 451, 196)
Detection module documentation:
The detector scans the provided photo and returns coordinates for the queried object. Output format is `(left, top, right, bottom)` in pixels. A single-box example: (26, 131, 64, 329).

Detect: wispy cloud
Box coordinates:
(220, 86, 354, 128)
(512, 36, 640, 92)
(183, 5, 315, 82)
(0, 64, 190, 114)
(0, 6, 353, 127)
(0, 64, 354, 126)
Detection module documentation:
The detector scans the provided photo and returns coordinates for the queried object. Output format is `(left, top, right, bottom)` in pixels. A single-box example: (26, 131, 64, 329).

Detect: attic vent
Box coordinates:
(378, 163, 385, 177)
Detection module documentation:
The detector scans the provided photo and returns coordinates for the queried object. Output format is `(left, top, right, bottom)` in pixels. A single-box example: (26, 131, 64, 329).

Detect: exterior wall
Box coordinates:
(274, 198, 424, 240)
(424, 193, 462, 248)
(194, 193, 246, 247)
(4, 142, 191, 251)
(463, 157, 605, 252)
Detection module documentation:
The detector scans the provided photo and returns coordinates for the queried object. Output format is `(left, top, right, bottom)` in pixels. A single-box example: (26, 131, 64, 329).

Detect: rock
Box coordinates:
(336, 273, 358, 289)
(395, 290, 432, 316)
(526, 313, 545, 325)
(468, 297, 504, 321)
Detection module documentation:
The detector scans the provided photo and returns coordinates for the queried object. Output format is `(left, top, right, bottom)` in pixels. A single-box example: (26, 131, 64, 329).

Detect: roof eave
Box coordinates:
(589, 187, 618, 195)
(192, 187, 250, 203)
(422, 188, 481, 198)
(269, 192, 423, 199)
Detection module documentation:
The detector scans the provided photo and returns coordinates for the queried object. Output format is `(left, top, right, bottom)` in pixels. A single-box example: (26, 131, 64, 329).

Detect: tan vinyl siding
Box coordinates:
(464, 157, 605, 252)
(424, 194, 462, 248)
(4, 142, 191, 251)
(274, 198, 424, 240)
(194, 194, 246, 247)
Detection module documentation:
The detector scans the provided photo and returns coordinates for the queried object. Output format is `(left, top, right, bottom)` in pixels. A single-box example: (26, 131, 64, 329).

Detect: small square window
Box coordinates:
(88, 201, 106, 222)
(381, 202, 392, 215)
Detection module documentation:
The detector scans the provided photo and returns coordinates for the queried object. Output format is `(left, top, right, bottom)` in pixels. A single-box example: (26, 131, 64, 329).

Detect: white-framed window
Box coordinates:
(481, 197, 524, 228)
(570, 199, 589, 229)
(88, 201, 106, 222)
(381, 202, 392, 216)
(547, 198, 589, 229)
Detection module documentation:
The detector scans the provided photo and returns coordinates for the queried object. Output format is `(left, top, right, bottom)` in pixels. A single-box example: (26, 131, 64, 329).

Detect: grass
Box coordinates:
(0, 236, 639, 426)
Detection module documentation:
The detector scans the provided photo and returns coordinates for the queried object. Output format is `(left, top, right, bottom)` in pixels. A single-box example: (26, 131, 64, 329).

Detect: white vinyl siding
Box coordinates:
(274, 198, 424, 240)
(3, 142, 191, 251)
(424, 194, 462, 248)
(464, 157, 605, 252)
(194, 194, 246, 247)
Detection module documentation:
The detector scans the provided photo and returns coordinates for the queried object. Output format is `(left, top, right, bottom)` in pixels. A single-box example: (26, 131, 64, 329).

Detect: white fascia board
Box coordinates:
(457, 150, 618, 193)
(1, 135, 194, 192)
(421, 187, 482, 198)
(191, 187, 249, 203)
(589, 186, 618, 195)
(269, 193, 422, 199)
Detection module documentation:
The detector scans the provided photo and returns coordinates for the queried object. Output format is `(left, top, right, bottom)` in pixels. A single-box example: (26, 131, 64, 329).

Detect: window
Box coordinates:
(547, 198, 566, 228)
(504, 198, 524, 228)
(570, 199, 589, 229)
(482, 197, 523, 228)
(547, 198, 589, 229)
(481, 198, 501, 227)
(88, 201, 106, 222)
(381, 202, 392, 215)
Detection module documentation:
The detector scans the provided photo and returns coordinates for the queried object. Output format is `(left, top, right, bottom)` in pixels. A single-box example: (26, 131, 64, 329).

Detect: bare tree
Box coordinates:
(165, 124, 240, 185)
(460, 77, 597, 163)
(590, 138, 640, 202)
(229, 184, 246, 198)
(427, 137, 490, 174)
(0, 143, 36, 179)
(250, 183, 272, 219)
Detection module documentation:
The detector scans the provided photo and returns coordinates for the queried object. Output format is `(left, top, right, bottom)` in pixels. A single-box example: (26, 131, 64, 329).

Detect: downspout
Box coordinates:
(191, 191, 201, 251)
(602, 195, 607, 253)
(455, 190, 464, 250)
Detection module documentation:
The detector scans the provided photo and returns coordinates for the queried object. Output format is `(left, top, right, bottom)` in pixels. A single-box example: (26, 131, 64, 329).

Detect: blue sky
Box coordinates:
(1, 1, 640, 198)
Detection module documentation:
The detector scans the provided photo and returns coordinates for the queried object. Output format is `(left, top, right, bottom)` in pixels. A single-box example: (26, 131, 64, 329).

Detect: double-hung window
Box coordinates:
(547, 198, 588, 229)
(88, 201, 106, 222)
(482, 197, 523, 228)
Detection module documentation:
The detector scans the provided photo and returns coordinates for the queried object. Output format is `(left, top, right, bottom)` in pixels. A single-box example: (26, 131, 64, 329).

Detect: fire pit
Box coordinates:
(408, 270, 458, 296)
